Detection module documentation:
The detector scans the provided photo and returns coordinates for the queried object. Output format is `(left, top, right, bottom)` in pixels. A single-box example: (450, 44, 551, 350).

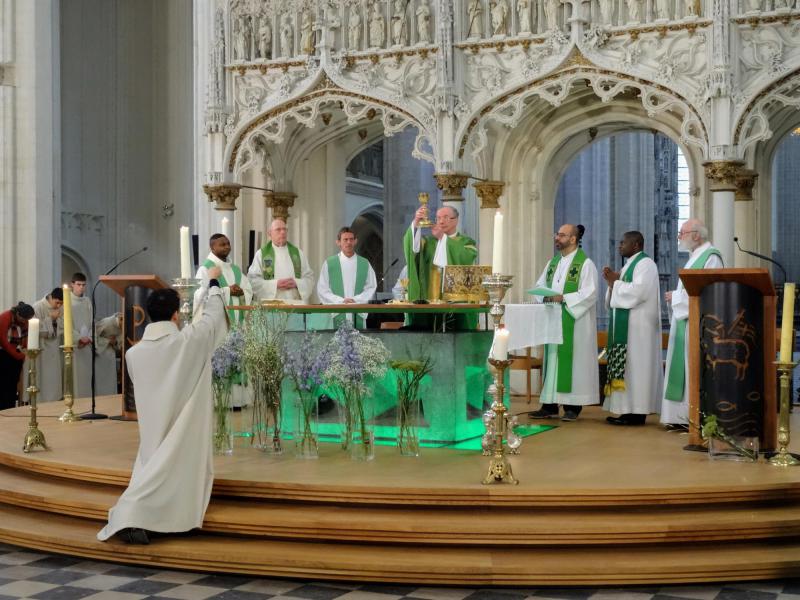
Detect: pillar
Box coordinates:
(703, 160, 742, 266)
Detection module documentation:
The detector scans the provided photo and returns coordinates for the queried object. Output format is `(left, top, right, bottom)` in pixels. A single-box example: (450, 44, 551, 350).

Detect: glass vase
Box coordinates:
(348, 390, 375, 462)
(294, 393, 319, 459)
(708, 435, 759, 463)
(396, 393, 421, 457)
(251, 375, 283, 454)
(213, 379, 234, 456)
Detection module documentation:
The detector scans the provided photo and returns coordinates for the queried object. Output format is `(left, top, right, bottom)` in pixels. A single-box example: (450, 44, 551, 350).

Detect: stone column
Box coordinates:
(703, 160, 742, 267)
(474, 181, 506, 270)
(734, 168, 758, 268)
(203, 183, 242, 211)
(473, 180, 505, 209)
(433, 171, 470, 205)
(264, 191, 296, 222)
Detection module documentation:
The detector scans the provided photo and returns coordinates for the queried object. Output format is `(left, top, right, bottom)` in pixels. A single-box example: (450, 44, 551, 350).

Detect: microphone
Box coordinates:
(379, 258, 401, 285)
(734, 237, 787, 285)
(84, 246, 149, 421)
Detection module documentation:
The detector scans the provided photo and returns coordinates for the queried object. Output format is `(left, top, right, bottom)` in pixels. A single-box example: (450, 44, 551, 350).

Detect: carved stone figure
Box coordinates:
(599, 0, 614, 24)
(544, 0, 559, 30)
(242, 15, 252, 61)
(234, 16, 246, 61)
(391, 0, 407, 45)
(369, 3, 385, 47)
(300, 9, 314, 54)
(745, 0, 761, 10)
(656, 0, 671, 19)
(258, 15, 272, 59)
(626, 0, 642, 22)
(416, 1, 431, 43)
(349, 6, 362, 50)
(517, 0, 532, 33)
(774, 0, 790, 8)
(491, 0, 508, 35)
(467, 0, 483, 38)
(685, 0, 698, 16)
(280, 12, 294, 57)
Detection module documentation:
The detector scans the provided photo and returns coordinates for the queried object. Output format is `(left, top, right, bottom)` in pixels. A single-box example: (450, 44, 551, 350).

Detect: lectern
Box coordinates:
(680, 268, 776, 450)
(100, 275, 169, 421)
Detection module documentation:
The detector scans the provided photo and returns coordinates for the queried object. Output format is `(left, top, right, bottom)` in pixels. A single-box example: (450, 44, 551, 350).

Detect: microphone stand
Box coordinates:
(734, 237, 787, 285)
(82, 247, 148, 420)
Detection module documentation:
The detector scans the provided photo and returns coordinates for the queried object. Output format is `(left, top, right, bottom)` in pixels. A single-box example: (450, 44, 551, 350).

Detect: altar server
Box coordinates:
(65, 273, 93, 398)
(317, 227, 377, 329)
(248, 219, 314, 304)
(97, 271, 228, 544)
(24, 288, 63, 403)
(529, 224, 599, 422)
(661, 219, 722, 428)
(195, 233, 253, 326)
(602, 231, 663, 425)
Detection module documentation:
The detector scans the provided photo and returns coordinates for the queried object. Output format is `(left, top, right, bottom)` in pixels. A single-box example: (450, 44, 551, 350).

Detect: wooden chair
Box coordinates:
(509, 347, 543, 404)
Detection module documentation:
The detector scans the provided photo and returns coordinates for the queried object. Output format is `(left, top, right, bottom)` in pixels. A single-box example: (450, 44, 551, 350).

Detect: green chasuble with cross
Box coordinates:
(402, 226, 479, 330)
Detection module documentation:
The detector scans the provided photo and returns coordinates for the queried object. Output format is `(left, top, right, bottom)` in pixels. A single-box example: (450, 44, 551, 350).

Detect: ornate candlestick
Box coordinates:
(171, 278, 201, 329)
(59, 345, 80, 422)
(770, 360, 799, 467)
(483, 358, 518, 485)
(482, 274, 514, 329)
(23, 348, 48, 452)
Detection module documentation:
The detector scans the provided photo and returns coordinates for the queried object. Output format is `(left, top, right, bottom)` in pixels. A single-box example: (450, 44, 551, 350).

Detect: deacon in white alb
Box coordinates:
(528, 224, 599, 422)
(317, 227, 377, 329)
(602, 231, 663, 426)
(247, 219, 314, 304)
(661, 219, 722, 427)
(97, 271, 228, 544)
(194, 233, 253, 326)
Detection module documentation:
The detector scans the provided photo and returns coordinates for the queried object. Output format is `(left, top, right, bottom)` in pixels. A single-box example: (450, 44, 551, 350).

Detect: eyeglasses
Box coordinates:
(677, 230, 698, 237)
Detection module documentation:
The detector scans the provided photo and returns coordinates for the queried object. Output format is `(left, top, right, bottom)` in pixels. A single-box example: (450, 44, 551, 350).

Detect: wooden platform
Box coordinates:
(1, 396, 800, 585)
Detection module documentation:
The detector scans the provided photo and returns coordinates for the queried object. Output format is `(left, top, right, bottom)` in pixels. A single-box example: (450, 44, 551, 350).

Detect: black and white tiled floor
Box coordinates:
(0, 544, 798, 600)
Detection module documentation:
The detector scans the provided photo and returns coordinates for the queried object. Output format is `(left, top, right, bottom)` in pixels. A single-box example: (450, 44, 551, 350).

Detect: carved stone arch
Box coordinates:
(457, 66, 709, 165)
(224, 77, 437, 178)
(734, 67, 800, 159)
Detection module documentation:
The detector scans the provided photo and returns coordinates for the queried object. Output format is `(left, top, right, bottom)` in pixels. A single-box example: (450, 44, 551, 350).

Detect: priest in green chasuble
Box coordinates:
(247, 219, 314, 304)
(602, 231, 664, 426)
(317, 227, 377, 329)
(529, 224, 599, 422)
(661, 219, 722, 428)
(403, 205, 478, 330)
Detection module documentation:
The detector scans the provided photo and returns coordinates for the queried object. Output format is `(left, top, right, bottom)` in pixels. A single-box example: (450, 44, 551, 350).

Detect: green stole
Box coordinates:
(326, 254, 369, 329)
(664, 246, 723, 401)
(604, 252, 649, 395)
(203, 258, 245, 324)
(260, 241, 301, 280)
(544, 249, 587, 393)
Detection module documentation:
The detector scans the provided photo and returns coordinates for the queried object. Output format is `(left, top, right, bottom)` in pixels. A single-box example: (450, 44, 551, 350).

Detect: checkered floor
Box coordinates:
(0, 544, 798, 600)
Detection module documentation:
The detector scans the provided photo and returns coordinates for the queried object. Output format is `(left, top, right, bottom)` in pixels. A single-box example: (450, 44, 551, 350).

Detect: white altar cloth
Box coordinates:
(503, 303, 563, 352)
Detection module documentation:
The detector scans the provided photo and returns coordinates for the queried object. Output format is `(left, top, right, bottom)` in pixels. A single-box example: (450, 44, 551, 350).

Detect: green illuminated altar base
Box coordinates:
(238, 303, 498, 446)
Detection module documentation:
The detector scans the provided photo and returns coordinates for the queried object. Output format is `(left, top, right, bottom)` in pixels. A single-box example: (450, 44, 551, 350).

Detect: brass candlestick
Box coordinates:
(171, 278, 201, 329)
(23, 348, 48, 452)
(59, 345, 79, 422)
(770, 360, 799, 467)
(417, 192, 433, 228)
(483, 358, 518, 485)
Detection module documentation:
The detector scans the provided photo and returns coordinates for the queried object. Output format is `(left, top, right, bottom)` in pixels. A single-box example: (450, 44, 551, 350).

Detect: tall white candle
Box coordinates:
(179, 226, 191, 279)
(62, 284, 73, 347)
(492, 210, 504, 275)
(27, 318, 40, 351)
(221, 217, 231, 240)
(779, 283, 796, 362)
(491, 327, 510, 360)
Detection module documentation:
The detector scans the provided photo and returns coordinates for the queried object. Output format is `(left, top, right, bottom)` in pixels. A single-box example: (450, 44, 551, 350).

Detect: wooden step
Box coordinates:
(2, 465, 800, 546)
(1, 503, 799, 585)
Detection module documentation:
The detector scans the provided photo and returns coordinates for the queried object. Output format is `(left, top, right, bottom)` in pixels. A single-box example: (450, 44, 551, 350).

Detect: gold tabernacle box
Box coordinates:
(443, 265, 492, 303)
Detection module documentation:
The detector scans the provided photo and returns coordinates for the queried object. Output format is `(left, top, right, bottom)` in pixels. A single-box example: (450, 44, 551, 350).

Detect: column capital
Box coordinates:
(735, 168, 758, 202)
(473, 181, 506, 209)
(203, 183, 241, 211)
(264, 191, 297, 221)
(434, 172, 470, 202)
(702, 160, 744, 192)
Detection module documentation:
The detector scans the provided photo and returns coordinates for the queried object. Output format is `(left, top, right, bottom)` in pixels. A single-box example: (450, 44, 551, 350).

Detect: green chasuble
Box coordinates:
(202, 258, 245, 324)
(543, 249, 587, 393)
(402, 227, 478, 330)
(663, 246, 723, 401)
(326, 254, 369, 329)
(260, 241, 302, 279)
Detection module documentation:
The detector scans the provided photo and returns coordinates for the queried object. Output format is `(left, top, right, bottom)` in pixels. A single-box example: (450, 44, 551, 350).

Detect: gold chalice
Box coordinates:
(417, 192, 433, 228)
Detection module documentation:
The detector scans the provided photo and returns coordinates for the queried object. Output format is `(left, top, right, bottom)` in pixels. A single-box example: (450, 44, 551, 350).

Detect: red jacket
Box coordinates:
(0, 310, 26, 361)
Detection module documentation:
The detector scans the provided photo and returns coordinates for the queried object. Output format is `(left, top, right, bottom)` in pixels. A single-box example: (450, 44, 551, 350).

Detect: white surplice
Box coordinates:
(97, 287, 228, 541)
(531, 250, 600, 406)
(69, 293, 94, 399)
(316, 252, 377, 328)
(193, 252, 254, 322)
(247, 244, 314, 304)
(604, 252, 664, 415)
(660, 242, 723, 424)
(23, 297, 62, 403)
